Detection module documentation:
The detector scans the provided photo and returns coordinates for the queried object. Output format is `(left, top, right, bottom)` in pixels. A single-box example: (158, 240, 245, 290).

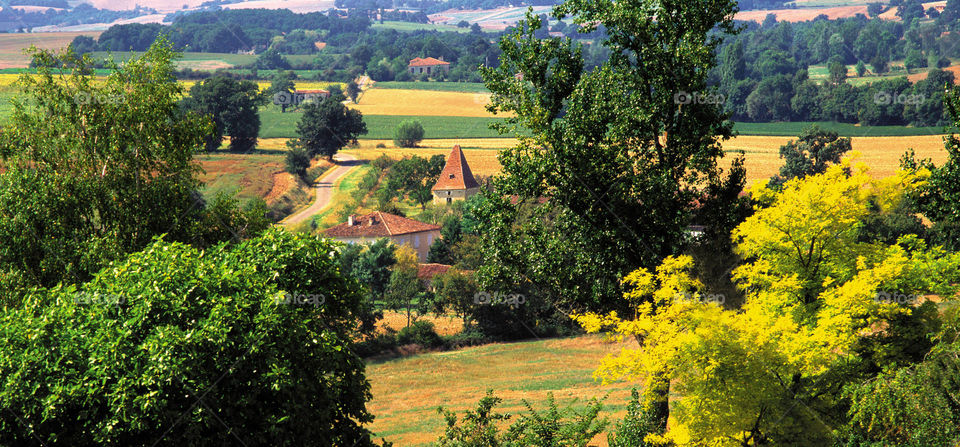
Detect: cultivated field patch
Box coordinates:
(349, 88, 499, 117)
(366, 334, 637, 447)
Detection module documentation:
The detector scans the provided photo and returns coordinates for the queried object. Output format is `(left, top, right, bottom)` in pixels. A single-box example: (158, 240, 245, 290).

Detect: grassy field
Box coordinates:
(195, 151, 287, 204)
(374, 81, 491, 93)
(312, 163, 372, 228)
(733, 121, 952, 136)
(261, 112, 506, 139)
(370, 21, 481, 33)
(366, 334, 637, 447)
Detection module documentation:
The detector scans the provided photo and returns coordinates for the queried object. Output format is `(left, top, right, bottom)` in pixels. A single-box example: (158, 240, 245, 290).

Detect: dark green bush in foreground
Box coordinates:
(0, 229, 382, 446)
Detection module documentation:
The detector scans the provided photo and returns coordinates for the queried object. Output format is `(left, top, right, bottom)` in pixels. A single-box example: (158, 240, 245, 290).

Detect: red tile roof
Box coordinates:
(432, 145, 480, 191)
(295, 89, 329, 95)
(323, 212, 440, 238)
(408, 57, 451, 67)
(417, 263, 451, 280)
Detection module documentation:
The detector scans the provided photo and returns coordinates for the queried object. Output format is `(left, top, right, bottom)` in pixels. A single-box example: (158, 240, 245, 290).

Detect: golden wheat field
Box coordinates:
(260, 134, 951, 183)
(348, 88, 498, 117)
(726, 134, 950, 182)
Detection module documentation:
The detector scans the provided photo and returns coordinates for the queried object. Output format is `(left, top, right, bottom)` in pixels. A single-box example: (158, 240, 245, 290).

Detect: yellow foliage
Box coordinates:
(574, 165, 960, 445)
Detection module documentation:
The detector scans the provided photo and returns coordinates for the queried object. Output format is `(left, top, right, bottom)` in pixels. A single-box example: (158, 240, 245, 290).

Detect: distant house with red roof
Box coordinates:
(417, 263, 452, 291)
(294, 89, 330, 103)
(408, 57, 451, 76)
(432, 145, 480, 204)
(323, 212, 441, 262)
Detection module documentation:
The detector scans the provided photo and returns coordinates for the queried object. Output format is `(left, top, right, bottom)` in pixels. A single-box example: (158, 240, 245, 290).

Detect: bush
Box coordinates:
(393, 120, 425, 147)
(397, 320, 443, 348)
(285, 145, 311, 179)
(0, 229, 381, 446)
(607, 389, 665, 447)
(354, 329, 400, 357)
(436, 391, 607, 447)
(442, 327, 488, 349)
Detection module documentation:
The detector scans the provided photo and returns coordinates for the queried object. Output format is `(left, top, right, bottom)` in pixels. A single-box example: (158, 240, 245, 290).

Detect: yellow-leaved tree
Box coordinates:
(574, 159, 960, 445)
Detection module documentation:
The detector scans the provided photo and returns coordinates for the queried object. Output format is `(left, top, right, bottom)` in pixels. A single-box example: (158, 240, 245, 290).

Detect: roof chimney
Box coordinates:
(348, 215, 355, 226)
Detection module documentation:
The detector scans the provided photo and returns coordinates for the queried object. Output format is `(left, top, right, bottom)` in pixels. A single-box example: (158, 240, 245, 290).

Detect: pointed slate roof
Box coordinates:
(432, 145, 480, 191)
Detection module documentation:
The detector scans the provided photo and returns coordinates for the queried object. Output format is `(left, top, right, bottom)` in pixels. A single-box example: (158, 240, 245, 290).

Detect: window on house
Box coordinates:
(446, 198, 451, 204)
(449, 174, 454, 179)
(414, 235, 420, 248)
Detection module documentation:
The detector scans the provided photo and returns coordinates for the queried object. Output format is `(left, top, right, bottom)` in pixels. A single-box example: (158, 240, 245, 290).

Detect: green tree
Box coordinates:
(769, 125, 852, 188)
(0, 38, 256, 297)
(268, 70, 296, 113)
(855, 60, 867, 77)
(476, 0, 743, 314)
(828, 60, 848, 85)
(910, 89, 960, 249)
(393, 119, 425, 147)
(289, 97, 367, 160)
(871, 52, 889, 75)
(255, 47, 291, 70)
(383, 245, 426, 328)
(905, 49, 924, 73)
(342, 238, 397, 301)
(183, 75, 264, 152)
(346, 79, 361, 103)
(0, 229, 383, 445)
(386, 155, 445, 209)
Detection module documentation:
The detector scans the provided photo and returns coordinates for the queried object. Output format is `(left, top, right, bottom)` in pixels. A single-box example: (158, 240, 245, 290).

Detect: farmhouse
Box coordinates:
(323, 211, 441, 262)
(407, 57, 451, 76)
(432, 145, 480, 204)
(417, 263, 451, 291)
(294, 89, 330, 103)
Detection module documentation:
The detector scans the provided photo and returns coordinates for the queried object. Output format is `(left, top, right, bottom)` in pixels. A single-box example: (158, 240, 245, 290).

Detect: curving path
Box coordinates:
(282, 154, 363, 226)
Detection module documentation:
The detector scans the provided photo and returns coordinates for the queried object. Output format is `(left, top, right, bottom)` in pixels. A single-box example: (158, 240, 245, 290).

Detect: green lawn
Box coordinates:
(733, 121, 952, 136)
(374, 81, 490, 93)
(260, 111, 506, 139)
(370, 21, 481, 33)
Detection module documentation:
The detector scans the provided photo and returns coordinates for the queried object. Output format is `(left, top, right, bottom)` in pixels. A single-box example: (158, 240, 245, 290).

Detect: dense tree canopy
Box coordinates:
(476, 0, 744, 312)
(182, 76, 264, 152)
(0, 38, 267, 299)
(289, 97, 367, 159)
(0, 229, 382, 446)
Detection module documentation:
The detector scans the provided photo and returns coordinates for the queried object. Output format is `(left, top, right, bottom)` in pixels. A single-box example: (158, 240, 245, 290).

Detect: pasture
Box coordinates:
(260, 112, 506, 139)
(366, 334, 637, 447)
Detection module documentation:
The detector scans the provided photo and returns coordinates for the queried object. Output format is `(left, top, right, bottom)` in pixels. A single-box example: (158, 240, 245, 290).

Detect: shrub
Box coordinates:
(0, 229, 381, 446)
(376, 142, 387, 148)
(436, 391, 607, 447)
(397, 320, 443, 348)
(607, 389, 665, 447)
(285, 145, 311, 179)
(393, 120, 425, 147)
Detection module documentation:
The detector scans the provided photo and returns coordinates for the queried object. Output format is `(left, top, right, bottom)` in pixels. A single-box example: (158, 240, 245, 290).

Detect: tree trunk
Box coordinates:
(647, 369, 670, 433)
